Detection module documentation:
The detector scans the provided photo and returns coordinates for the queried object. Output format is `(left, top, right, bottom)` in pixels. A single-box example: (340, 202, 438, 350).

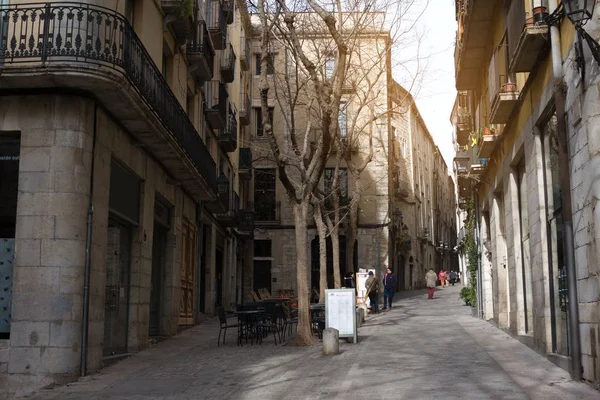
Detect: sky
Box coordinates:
(391, 0, 457, 173)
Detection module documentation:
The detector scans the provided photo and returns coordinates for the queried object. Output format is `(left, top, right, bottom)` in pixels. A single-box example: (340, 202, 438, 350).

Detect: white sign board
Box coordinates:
(325, 289, 357, 343)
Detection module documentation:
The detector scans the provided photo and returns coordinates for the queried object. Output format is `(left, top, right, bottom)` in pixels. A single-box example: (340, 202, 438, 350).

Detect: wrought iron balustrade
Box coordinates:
(0, 2, 217, 192)
(206, 0, 226, 49)
(239, 90, 251, 125)
(187, 19, 214, 84)
(252, 200, 280, 223)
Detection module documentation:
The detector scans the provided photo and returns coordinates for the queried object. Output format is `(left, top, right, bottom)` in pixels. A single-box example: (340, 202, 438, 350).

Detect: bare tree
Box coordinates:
(255, 0, 426, 345)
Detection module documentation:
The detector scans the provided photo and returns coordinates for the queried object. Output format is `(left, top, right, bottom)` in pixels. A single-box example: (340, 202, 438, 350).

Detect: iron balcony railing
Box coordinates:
(218, 105, 237, 152)
(220, 42, 236, 83)
(0, 2, 217, 191)
(239, 36, 251, 71)
(206, 0, 226, 49)
(223, 0, 234, 24)
(205, 80, 228, 129)
(239, 90, 251, 125)
(252, 200, 281, 223)
(187, 19, 214, 83)
(239, 147, 252, 171)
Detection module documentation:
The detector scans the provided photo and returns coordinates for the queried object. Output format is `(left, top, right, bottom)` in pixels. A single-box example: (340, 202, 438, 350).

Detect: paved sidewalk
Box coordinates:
(28, 286, 599, 400)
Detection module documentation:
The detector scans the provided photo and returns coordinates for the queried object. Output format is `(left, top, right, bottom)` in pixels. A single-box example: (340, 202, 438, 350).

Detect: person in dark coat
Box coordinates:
(382, 267, 397, 310)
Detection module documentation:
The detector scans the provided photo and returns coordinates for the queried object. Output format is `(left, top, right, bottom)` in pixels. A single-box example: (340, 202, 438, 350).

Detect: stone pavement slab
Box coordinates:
(25, 286, 599, 400)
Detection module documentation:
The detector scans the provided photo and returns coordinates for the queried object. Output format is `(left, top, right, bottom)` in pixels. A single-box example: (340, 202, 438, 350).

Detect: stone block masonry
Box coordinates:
(0, 95, 95, 397)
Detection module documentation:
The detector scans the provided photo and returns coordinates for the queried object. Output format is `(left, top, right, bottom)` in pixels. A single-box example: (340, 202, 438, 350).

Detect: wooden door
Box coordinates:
(180, 219, 196, 326)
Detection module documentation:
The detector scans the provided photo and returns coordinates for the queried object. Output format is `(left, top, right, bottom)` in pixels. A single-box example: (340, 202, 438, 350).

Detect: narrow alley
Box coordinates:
(29, 286, 598, 400)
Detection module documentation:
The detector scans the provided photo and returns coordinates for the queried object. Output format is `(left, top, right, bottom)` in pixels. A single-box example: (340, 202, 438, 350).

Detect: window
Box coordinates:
(324, 168, 348, 199)
(255, 107, 274, 137)
(254, 169, 277, 221)
(338, 102, 347, 138)
(255, 53, 275, 75)
(325, 56, 335, 80)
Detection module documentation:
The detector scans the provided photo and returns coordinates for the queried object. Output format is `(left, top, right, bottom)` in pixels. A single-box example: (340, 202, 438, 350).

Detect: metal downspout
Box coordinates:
(80, 104, 98, 377)
(475, 191, 483, 319)
(547, 0, 582, 381)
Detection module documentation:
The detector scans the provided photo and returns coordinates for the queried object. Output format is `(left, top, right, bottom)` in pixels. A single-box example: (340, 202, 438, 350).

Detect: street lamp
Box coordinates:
(559, 0, 600, 77)
(563, 0, 596, 23)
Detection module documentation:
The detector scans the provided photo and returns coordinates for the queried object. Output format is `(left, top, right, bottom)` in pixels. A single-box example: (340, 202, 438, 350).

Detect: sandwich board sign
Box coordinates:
(325, 288, 357, 343)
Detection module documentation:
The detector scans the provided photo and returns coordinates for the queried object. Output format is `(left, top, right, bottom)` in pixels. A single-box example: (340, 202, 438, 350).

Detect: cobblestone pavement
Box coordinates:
(28, 286, 599, 400)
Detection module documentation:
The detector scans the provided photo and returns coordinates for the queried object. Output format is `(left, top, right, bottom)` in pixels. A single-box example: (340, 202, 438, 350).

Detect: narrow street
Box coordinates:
(29, 286, 597, 400)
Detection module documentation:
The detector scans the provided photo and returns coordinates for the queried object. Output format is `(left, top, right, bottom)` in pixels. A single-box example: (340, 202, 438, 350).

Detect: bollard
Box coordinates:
(358, 303, 368, 319)
(322, 328, 340, 355)
(356, 309, 363, 328)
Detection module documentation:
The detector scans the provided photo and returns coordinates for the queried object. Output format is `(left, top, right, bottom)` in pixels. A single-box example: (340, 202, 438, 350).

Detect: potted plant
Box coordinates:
(459, 287, 475, 306)
(502, 81, 517, 93)
(483, 125, 496, 135)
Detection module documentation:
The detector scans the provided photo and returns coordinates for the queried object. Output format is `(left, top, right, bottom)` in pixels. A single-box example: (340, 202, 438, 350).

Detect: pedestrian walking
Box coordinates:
(365, 271, 380, 314)
(382, 267, 397, 310)
(439, 270, 446, 287)
(425, 268, 437, 299)
(449, 270, 456, 286)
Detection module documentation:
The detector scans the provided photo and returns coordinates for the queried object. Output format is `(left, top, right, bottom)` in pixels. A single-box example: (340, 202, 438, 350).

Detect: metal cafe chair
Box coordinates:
(217, 306, 239, 346)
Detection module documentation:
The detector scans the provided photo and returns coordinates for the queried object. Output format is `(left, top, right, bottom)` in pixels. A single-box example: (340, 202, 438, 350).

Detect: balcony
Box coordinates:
(477, 132, 500, 158)
(253, 200, 281, 224)
(239, 91, 251, 125)
(207, 0, 227, 50)
(215, 191, 240, 226)
(456, 120, 470, 146)
(239, 37, 251, 71)
(219, 106, 238, 152)
(206, 175, 229, 214)
(223, 0, 234, 24)
(220, 43, 236, 83)
(205, 80, 229, 129)
(470, 159, 487, 176)
(454, 0, 496, 90)
(236, 209, 255, 238)
(507, 0, 549, 73)
(488, 44, 519, 124)
(187, 20, 214, 85)
(162, 0, 194, 45)
(454, 149, 470, 176)
(490, 87, 519, 124)
(238, 148, 253, 180)
(0, 3, 216, 201)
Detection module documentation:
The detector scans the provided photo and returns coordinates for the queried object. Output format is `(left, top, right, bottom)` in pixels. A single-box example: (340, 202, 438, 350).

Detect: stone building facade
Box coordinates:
(389, 82, 458, 291)
(0, 0, 253, 396)
(241, 13, 395, 299)
(452, 0, 600, 387)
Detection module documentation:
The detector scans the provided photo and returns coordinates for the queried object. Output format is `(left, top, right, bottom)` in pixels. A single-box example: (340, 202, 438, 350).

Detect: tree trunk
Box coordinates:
(293, 202, 316, 345)
(331, 226, 341, 288)
(346, 177, 362, 273)
(314, 203, 328, 303)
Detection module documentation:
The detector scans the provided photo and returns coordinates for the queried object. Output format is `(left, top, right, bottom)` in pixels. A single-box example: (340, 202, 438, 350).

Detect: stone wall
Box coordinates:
(0, 95, 201, 396)
(0, 95, 95, 396)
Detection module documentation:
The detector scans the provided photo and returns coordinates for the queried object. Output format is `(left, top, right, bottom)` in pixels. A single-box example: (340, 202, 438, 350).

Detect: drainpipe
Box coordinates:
(80, 104, 98, 377)
(474, 191, 483, 319)
(547, 0, 582, 381)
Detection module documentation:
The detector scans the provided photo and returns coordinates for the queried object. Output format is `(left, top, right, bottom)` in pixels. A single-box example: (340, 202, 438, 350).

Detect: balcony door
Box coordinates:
(254, 168, 276, 222)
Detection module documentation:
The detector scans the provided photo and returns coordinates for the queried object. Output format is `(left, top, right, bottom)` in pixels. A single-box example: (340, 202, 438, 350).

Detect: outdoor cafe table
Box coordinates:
(234, 310, 264, 345)
(310, 304, 325, 338)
